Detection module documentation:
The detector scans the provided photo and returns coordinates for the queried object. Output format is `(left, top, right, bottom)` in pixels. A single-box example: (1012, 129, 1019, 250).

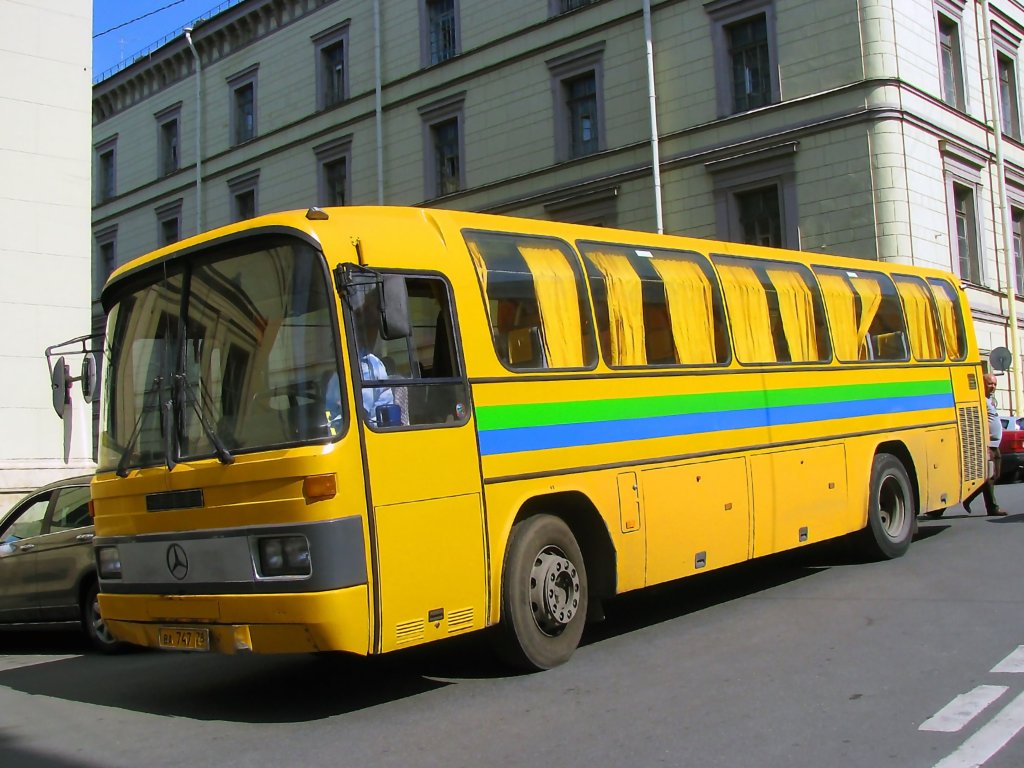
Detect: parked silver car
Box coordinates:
(0, 474, 122, 652)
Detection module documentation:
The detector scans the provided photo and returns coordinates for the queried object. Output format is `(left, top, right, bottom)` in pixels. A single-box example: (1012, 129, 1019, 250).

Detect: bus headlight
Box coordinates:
(96, 546, 122, 579)
(256, 536, 311, 578)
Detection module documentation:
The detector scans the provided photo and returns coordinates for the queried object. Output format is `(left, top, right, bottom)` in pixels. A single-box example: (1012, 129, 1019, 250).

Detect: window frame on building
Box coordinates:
(154, 103, 182, 178)
(228, 65, 259, 146)
(936, 2, 967, 112)
(228, 170, 259, 222)
(547, 43, 606, 163)
(993, 24, 1023, 140)
(156, 199, 183, 247)
(313, 21, 350, 111)
(93, 225, 117, 305)
(95, 136, 117, 204)
(418, 92, 466, 199)
(421, 0, 460, 67)
(707, 142, 799, 249)
(707, 0, 780, 117)
(314, 135, 353, 207)
(942, 146, 985, 285)
(550, 0, 597, 15)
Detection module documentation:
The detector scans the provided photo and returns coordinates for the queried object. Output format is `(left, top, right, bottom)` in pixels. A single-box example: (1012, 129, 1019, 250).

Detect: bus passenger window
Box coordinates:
(713, 256, 830, 364)
(580, 242, 725, 367)
(927, 278, 968, 361)
(347, 276, 469, 429)
(894, 275, 944, 361)
(464, 231, 597, 371)
(813, 266, 910, 362)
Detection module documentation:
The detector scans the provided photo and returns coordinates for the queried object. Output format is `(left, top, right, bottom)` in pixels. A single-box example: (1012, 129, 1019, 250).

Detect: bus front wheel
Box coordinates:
(860, 453, 915, 560)
(495, 514, 588, 671)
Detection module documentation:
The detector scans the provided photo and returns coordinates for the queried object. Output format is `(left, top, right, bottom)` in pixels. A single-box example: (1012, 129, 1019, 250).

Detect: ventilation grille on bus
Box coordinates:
(395, 618, 424, 645)
(447, 607, 474, 633)
(958, 405, 985, 483)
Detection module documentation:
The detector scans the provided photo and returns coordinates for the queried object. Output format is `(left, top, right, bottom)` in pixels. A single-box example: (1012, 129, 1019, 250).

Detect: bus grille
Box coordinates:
(958, 405, 984, 482)
(395, 618, 425, 645)
(447, 607, 474, 633)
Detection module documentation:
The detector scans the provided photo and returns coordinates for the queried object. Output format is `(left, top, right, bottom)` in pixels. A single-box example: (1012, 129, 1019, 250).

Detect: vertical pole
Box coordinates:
(642, 0, 664, 234)
(185, 28, 203, 234)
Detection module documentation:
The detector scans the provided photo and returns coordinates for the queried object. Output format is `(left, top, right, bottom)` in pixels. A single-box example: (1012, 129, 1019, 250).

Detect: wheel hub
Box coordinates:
(529, 546, 581, 636)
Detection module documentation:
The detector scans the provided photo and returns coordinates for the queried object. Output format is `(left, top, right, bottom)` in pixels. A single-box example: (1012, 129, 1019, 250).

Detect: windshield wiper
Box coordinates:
(115, 377, 165, 478)
(176, 373, 234, 465)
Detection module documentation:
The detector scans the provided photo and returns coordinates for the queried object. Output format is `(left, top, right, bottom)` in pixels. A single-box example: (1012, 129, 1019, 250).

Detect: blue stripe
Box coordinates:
(477, 393, 955, 456)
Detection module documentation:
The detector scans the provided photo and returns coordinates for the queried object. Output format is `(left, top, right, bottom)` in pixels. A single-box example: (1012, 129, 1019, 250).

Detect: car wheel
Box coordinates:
(81, 581, 125, 653)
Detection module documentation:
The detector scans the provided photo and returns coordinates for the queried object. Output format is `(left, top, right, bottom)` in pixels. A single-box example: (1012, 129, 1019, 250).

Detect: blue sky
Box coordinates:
(93, 0, 241, 79)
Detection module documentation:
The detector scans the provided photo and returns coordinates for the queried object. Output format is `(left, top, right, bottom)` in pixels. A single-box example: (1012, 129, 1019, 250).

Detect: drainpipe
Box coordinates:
(980, 0, 1023, 411)
(185, 27, 203, 233)
(374, 0, 384, 204)
(642, 0, 664, 234)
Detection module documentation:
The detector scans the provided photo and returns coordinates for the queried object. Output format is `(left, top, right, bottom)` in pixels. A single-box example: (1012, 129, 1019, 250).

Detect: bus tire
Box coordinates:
(860, 453, 915, 560)
(494, 514, 588, 671)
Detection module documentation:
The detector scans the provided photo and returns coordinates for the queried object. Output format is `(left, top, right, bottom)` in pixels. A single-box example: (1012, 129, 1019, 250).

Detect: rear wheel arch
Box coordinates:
(874, 440, 920, 515)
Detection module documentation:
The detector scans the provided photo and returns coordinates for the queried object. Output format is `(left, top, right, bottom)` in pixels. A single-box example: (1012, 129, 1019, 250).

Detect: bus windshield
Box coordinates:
(98, 235, 340, 472)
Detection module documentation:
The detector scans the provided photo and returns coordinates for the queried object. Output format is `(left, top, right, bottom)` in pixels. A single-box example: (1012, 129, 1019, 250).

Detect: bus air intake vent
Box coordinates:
(447, 607, 474, 633)
(395, 618, 424, 645)
(958, 405, 984, 482)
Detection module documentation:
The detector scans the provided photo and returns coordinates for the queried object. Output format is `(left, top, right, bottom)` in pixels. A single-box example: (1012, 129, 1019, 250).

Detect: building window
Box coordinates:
(998, 52, 1021, 139)
(951, 183, 981, 284)
(314, 136, 352, 207)
(228, 67, 258, 146)
(1013, 207, 1024, 295)
(937, 10, 966, 110)
(155, 104, 182, 178)
(552, 0, 596, 14)
(314, 22, 350, 111)
(95, 137, 117, 203)
(735, 186, 782, 247)
(93, 227, 117, 304)
(228, 170, 259, 222)
(707, 141, 799, 248)
(547, 43, 605, 163)
(419, 93, 465, 199)
(708, 0, 779, 116)
(156, 200, 182, 247)
(423, 0, 459, 67)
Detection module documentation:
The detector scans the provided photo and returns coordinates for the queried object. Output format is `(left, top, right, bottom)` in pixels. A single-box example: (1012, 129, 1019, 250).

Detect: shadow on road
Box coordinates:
(0, 522, 953, 724)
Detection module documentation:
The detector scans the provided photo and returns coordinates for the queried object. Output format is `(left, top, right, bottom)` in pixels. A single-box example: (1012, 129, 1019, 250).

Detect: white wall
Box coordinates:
(0, 0, 94, 513)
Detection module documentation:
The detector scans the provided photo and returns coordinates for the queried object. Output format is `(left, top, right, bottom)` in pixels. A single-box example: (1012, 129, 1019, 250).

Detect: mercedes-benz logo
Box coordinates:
(166, 543, 189, 581)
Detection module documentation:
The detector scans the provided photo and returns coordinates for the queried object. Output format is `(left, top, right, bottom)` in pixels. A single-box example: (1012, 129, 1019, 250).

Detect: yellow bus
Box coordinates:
(92, 206, 986, 670)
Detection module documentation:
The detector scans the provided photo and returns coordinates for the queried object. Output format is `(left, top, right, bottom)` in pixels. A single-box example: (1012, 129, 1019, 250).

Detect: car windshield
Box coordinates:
(98, 235, 340, 472)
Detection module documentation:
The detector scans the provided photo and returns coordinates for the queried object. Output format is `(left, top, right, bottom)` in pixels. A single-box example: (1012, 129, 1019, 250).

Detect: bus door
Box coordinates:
(344, 272, 487, 654)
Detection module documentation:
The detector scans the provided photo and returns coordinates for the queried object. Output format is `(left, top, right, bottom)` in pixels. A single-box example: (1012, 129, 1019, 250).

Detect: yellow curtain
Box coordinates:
(586, 251, 646, 366)
(650, 257, 717, 364)
(518, 245, 584, 367)
(767, 268, 818, 362)
(816, 272, 859, 360)
(466, 240, 493, 330)
(896, 279, 942, 360)
(851, 276, 883, 359)
(929, 280, 964, 359)
(717, 264, 776, 362)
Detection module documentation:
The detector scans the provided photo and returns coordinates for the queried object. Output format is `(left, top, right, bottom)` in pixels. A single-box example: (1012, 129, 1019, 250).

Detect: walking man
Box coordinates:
(963, 373, 1007, 516)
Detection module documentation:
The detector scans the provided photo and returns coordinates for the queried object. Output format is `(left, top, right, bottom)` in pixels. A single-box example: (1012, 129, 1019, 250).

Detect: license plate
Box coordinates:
(157, 626, 210, 651)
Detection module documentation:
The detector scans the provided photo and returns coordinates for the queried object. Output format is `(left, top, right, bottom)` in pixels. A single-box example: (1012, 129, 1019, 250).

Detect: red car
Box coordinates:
(998, 416, 1024, 483)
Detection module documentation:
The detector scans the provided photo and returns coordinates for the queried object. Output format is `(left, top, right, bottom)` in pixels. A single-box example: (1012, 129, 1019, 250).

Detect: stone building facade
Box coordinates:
(92, 0, 1024, 410)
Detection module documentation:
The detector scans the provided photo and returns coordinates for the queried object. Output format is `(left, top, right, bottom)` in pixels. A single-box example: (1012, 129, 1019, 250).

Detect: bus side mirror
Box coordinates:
(379, 275, 410, 340)
(990, 346, 1013, 372)
(81, 353, 98, 404)
(51, 356, 70, 418)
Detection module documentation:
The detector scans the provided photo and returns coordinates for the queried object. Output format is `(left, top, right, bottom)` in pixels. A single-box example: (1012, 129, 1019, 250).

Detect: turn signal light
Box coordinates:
(303, 473, 336, 502)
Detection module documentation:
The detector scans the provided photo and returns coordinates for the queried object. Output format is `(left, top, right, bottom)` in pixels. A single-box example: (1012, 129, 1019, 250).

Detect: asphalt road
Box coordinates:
(1, 484, 1023, 768)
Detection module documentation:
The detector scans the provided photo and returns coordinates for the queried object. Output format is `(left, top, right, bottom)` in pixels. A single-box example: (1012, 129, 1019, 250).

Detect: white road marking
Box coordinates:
(0, 655, 80, 672)
(991, 645, 1024, 674)
(932, 691, 1024, 768)
(920, 686, 1009, 732)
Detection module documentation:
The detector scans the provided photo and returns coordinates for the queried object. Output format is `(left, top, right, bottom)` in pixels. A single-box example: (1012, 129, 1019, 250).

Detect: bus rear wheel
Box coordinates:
(495, 514, 588, 671)
(860, 453, 915, 560)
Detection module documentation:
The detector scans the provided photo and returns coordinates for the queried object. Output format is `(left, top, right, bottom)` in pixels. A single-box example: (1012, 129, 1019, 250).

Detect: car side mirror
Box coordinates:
(51, 356, 70, 418)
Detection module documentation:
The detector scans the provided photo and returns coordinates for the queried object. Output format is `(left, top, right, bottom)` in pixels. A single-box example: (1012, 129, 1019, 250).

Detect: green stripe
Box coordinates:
(475, 378, 952, 431)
